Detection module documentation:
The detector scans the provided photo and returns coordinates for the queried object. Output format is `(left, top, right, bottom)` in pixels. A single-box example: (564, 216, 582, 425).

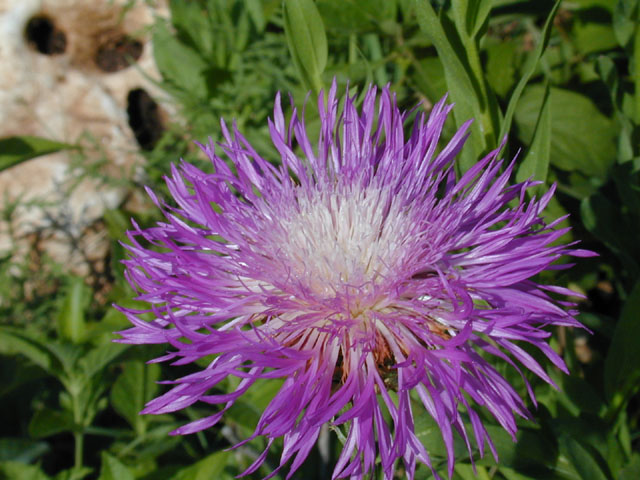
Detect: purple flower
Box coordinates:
(117, 82, 593, 479)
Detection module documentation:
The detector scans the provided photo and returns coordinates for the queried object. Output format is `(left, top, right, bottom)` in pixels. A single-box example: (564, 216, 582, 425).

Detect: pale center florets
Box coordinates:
(271, 184, 414, 315)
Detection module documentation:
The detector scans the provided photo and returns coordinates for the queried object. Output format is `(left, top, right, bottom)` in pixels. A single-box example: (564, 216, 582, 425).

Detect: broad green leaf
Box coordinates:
(499, 0, 561, 142)
(168, 0, 214, 58)
(515, 86, 616, 177)
(0, 438, 49, 463)
(604, 281, 640, 402)
(485, 40, 518, 98)
(52, 467, 92, 480)
(516, 82, 551, 192)
(0, 461, 49, 480)
(559, 435, 611, 480)
(171, 450, 231, 480)
(153, 21, 208, 97)
(57, 276, 89, 344)
(283, 0, 328, 94)
(28, 407, 75, 438)
(110, 361, 160, 434)
(0, 136, 75, 172)
(97, 452, 135, 480)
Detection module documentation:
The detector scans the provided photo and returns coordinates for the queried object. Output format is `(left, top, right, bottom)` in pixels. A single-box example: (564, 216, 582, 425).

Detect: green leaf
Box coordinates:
(0, 327, 59, 374)
(604, 281, 640, 402)
(78, 343, 128, 380)
(515, 86, 616, 177)
(559, 435, 611, 480)
(452, 0, 492, 39)
(283, 0, 328, 94)
(57, 277, 89, 344)
(415, 0, 489, 171)
(0, 461, 49, 480)
(171, 450, 231, 480)
(0, 136, 75, 172)
(110, 361, 160, 434)
(28, 407, 75, 438)
(0, 438, 49, 463)
(612, 0, 639, 48)
(485, 40, 518, 98)
(97, 452, 135, 480)
(499, 0, 561, 142)
(152, 21, 208, 97)
(516, 82, 551, 192)
(619, 453, 640, 480)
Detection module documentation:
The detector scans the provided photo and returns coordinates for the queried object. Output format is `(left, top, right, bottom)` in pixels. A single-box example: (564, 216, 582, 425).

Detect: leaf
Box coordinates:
(619, 453, 640, 480)
(152, 21, 208, 97)
(171, 451, 231, 480)
(283, 0, 328, 94)
(0, 438, 49, 463)
(604, 281, 640, 402)
(415, 0, 488, 170)
(57, 277, 89, 344)
(0, 461, 49, 480)
(0, 136, 75, 172)
(612, 0, 639, 48)
(559, 435, 611, 480)
(485, 40, 518, 98)
(97, 452, 135, 480)
(28, 408, 75, 438)
(515, 86, 616, 177)
(0, 327, 58, 374)
(516, 82, 551, 192)
(451, 0, 492, 39)
(499, 0, 561, 142)
(79, 343, 128, 380)
(110, 361, 160, 434)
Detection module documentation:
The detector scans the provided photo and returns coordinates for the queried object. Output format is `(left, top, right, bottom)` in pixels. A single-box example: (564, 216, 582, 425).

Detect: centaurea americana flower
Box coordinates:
(117, 83, 592, 479)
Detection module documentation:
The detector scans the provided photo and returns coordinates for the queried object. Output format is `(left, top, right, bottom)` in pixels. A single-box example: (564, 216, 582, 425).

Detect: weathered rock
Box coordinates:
(0, 0, 168, 278)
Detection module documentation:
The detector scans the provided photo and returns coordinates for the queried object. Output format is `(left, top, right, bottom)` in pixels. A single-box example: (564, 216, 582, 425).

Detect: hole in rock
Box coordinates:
(95, 35, 143, 72)
(127, 88, 164, 151)
(25, 15, 67, 55)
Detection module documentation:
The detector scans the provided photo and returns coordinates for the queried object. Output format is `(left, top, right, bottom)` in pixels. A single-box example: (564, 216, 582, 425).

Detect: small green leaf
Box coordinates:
(283, 0, 328, 94)
(0, 461, 49, 480)
(0, 438, 49, 463)
(172, 450, 231, 480)
(28, 408, 75, 438)
(0, 327, 58, 374)
(97, 452, 135, 480)
(57, 277, 90, 344)
(0, 136, 75, 172)
(516, 82, 551, 192)
(110, 361, 160, 434)
(604, 281, 640, 402)
(79, 343, 128, 380)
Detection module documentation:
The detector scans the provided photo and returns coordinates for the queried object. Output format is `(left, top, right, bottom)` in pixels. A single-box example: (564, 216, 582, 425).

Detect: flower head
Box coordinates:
(117, 82, 592, 479)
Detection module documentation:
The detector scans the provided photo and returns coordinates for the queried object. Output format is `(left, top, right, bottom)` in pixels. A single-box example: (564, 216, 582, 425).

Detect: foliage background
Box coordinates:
(1, 0, 639, 479)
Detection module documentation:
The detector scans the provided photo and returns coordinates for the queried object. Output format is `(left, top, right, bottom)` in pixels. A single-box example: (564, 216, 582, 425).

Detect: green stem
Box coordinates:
(71, 388, 84, 471)
(74, 431, 84, 471)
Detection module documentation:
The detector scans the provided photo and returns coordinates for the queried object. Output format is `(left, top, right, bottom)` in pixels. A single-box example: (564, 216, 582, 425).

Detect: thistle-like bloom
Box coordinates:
(117, 83, 592, 479)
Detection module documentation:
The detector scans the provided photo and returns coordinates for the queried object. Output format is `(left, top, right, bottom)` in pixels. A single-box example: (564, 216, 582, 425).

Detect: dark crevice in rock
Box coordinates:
(127, 88, 164, 151)
(95, 36, 143, 72)
(25, 15, 67, 55)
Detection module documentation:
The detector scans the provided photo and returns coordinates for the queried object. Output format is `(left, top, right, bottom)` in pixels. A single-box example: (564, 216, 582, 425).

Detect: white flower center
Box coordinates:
(270, 185, 413, 306)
